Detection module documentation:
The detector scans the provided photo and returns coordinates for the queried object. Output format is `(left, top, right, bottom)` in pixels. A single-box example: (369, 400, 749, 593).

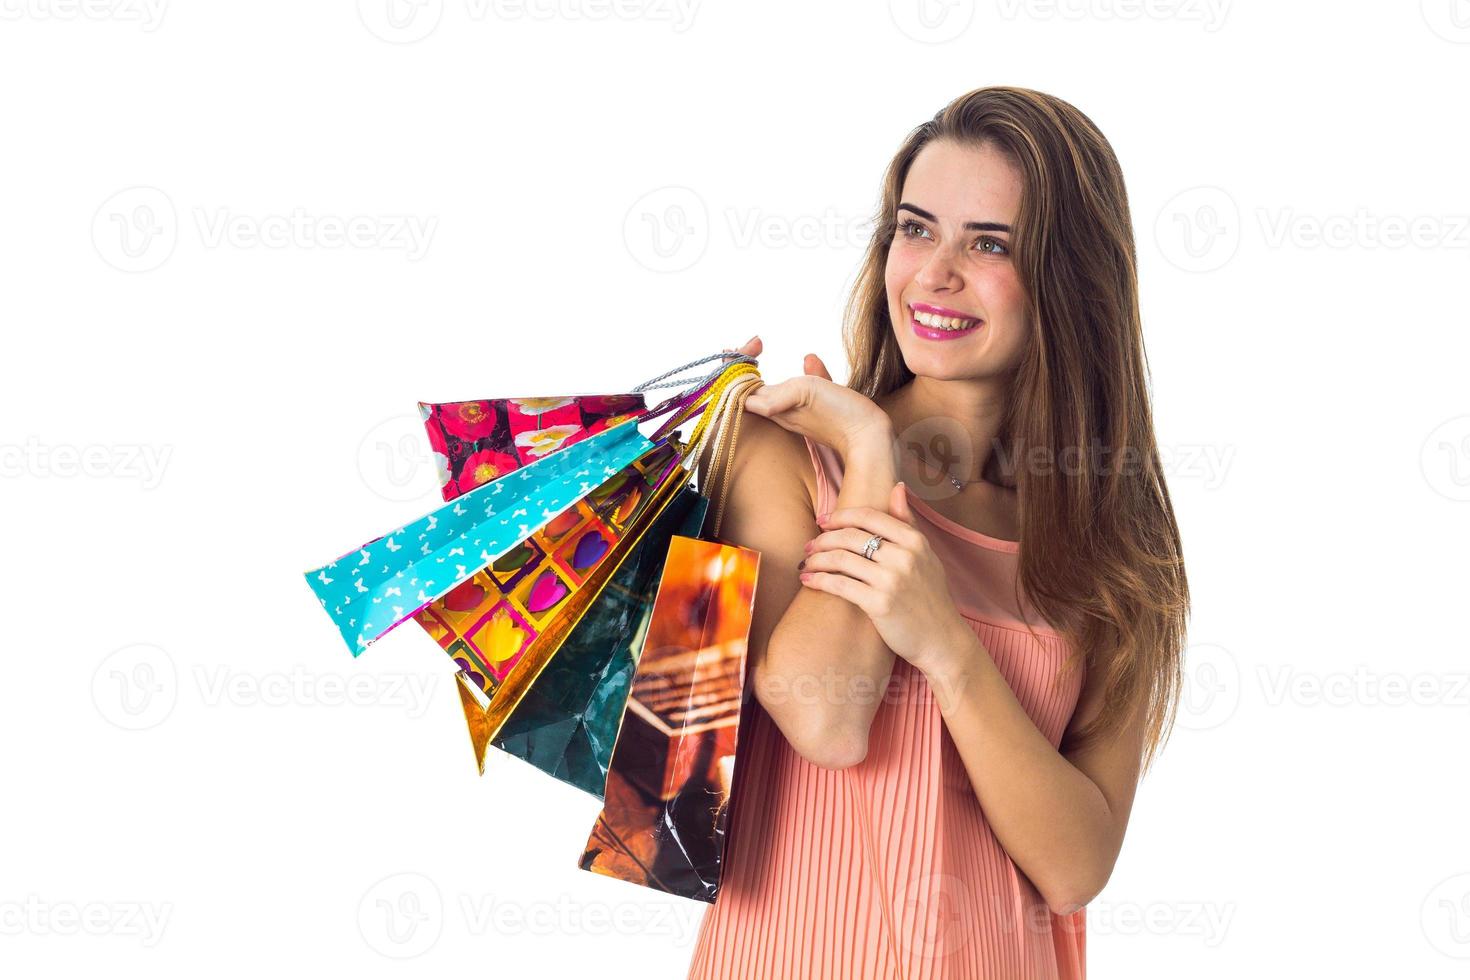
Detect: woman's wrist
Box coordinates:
(840, 420, 898, 470)
(832, 430, 899, 511)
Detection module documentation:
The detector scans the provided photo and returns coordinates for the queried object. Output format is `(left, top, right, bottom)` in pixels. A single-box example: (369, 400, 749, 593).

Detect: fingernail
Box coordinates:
(748, 334, 759, 344)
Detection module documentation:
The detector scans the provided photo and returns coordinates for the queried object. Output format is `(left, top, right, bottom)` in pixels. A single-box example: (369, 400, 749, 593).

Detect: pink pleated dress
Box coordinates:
(685, 436, 1088, 980)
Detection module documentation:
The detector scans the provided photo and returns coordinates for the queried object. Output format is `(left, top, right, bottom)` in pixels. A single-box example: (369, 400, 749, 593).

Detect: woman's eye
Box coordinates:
(898, 219, 930, 239)
(976, 237, 1009, 256)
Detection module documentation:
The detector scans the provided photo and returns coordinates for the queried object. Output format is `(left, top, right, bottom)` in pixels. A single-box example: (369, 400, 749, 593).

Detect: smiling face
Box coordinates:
(884, 139, 1030, 382)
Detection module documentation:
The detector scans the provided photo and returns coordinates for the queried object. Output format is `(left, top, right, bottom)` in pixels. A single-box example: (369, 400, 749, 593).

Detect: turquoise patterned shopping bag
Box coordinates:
(304, 416, 653, 656)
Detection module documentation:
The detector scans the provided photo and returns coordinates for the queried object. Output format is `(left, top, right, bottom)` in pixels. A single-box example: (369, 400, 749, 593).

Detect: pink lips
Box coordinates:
(909, 302, 983, 341)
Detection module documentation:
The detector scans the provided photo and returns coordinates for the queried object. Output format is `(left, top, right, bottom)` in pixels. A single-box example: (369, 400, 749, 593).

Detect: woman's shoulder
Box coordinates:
(711, 407, 822, 519)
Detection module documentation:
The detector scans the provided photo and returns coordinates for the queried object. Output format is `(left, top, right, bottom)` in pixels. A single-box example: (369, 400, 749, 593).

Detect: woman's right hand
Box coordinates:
(722, 336, 893, 457)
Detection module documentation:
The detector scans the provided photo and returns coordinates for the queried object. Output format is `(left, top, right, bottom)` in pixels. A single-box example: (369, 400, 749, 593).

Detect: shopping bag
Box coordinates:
(304, 414, 654, 656)
(578, 367, 762, 902)
(421, 393, 647, 502)
(419, 436, 688, 772)
(483, 484, 710, 795)
(430, 356, 761, 775)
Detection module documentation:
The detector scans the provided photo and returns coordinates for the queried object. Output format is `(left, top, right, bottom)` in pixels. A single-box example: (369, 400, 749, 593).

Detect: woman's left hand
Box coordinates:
(798, 481, 973, 676)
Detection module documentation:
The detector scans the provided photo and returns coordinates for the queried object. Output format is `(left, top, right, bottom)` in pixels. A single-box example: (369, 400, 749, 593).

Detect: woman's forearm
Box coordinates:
(753, 435, 899, 769)
(923, 625, 1118, 913)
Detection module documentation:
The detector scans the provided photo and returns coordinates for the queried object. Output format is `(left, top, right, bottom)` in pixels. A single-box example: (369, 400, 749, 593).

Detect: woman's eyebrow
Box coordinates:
(897, 202, 1011, 233)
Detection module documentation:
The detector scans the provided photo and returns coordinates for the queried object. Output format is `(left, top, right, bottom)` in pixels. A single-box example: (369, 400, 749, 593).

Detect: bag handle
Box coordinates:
(680, 367, 762, 538)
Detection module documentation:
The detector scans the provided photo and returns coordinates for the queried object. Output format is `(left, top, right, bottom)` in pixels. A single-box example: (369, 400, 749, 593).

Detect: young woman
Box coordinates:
(685, 87, 1190, 979)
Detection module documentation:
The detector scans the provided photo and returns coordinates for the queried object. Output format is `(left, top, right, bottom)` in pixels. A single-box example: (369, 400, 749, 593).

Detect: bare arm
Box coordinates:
(921, 621, 1148, 913)
(703, 411, 899, 769)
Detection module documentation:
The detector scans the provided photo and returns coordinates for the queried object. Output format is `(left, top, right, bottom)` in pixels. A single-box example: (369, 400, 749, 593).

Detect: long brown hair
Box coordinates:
(843, 86, 1189, 773)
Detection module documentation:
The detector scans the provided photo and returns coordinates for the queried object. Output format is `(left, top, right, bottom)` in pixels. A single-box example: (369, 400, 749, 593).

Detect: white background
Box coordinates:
(2, 1, 1467, 977)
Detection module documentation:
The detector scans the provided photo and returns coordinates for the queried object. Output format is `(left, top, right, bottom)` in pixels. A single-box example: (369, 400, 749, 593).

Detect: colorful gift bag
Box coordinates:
(578, 366, 763, 902)
(304, 415, 654, 656)
(577, 533, 760, 902)
(434, 357, 764, 774)
(484, 485, 710, 796)
(421, 393, 647, 502)
(419, 436, 690, 771)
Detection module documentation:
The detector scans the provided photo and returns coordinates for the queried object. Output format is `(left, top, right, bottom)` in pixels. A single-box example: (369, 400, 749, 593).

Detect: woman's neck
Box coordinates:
(876, 377, 1013, 490)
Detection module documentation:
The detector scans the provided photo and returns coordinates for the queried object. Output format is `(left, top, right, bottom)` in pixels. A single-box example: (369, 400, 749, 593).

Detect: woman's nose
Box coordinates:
(915, 244, 965, 290)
